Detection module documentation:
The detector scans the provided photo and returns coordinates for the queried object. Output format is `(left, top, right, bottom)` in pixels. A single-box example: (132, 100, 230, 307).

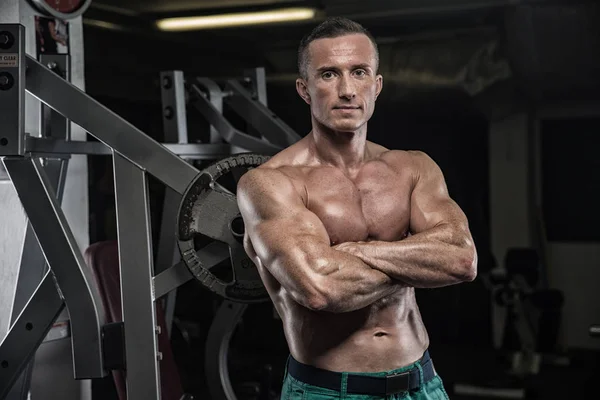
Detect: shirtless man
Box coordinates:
(237, 17, 477, 400)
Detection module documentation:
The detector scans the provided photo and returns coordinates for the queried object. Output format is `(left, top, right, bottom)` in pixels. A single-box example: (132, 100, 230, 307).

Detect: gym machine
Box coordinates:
(454, 248, 566, 399)
(0, 22, 300, 400)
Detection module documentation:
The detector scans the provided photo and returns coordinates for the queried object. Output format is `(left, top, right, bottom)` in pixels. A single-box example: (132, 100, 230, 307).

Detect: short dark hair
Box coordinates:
(297, 17, 379, 79)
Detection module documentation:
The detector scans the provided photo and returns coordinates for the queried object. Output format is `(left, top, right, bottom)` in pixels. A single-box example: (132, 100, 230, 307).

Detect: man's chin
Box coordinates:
(320, 118, 360, 131)
(330, 123, 363, 133)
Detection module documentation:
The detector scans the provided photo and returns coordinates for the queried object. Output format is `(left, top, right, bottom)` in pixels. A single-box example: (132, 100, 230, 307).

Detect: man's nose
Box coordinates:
(338, 75, 356, 99)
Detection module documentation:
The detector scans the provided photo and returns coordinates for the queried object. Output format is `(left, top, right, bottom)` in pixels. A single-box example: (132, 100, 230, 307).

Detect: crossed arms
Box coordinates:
(237, 151, 477, 313)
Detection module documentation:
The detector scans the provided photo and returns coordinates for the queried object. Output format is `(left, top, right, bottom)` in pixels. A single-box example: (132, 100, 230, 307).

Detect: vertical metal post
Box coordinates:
(244, 67, 268, 107)
(242, 68, 268, 152)
(160, 71, 188, 145)
(0, 24, 25, 156)
(196, 78, 225, 145)
(157, 71, 189, 336)
(39, 55, 71, 140)
(113, 153, 161, 400)
(0, 22, 27, 346)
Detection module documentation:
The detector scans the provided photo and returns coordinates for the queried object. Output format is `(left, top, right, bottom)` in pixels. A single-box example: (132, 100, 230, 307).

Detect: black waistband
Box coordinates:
(287, 351, 435, 396)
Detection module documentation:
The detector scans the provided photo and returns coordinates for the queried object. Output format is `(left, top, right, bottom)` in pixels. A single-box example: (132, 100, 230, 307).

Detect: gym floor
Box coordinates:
(431, 345, 600, 400)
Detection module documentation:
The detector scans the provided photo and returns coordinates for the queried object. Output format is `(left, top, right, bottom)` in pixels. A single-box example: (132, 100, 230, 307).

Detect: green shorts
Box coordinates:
(281, 350, 449, 400)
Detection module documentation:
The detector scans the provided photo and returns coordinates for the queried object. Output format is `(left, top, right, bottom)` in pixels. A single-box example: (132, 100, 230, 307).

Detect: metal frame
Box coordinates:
(0, 23, 300, 400)
(5, 53, 71, 400)
(113, 152, 162, 398)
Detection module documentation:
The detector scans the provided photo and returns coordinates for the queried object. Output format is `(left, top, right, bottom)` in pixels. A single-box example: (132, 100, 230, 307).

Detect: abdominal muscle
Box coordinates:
(275, 283, 430, 373)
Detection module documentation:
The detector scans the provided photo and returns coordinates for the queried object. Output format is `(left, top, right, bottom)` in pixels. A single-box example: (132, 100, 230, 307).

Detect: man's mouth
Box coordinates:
(333, 106, 360, 110)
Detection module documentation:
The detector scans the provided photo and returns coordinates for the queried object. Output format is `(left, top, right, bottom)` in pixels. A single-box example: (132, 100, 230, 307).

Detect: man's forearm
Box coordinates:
(335, 224, 477, 288)
(304, 248, 403, 313)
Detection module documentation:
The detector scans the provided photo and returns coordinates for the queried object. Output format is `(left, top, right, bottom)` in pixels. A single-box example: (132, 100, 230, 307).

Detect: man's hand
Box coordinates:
(332, 241, 365, 258)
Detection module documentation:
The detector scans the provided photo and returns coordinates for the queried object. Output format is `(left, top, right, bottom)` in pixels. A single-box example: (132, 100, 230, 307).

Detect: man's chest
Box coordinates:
(302, 164, 412, 245)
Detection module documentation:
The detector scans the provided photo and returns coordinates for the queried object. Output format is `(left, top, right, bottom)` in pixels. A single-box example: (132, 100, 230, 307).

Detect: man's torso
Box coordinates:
(245, 138, 429, 372)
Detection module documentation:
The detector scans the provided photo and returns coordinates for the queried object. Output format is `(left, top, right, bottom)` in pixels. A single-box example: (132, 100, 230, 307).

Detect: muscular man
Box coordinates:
(237, 17, 477, 400)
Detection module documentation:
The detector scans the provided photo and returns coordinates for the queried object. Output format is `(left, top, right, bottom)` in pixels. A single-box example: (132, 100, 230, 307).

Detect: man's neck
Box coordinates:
(308, 124, 369, 171)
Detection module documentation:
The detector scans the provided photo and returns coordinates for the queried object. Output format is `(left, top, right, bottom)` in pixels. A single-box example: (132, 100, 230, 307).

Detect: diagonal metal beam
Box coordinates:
(0, 271, 65, 399)
(189, 83, 283, 155)
(225, 80, 301, 148)
(2, 157, 106, 379)
(25, 55, 199, 195)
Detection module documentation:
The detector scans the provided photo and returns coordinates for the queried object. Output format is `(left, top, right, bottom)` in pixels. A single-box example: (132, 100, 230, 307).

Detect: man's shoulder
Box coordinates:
(238, 152, 304, 195)
(378, 148, 431, 166)
(238, 165, 289, 190)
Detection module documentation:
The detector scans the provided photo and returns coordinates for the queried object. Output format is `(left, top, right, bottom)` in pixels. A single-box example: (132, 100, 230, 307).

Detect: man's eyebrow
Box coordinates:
(352, 63, 372, 71)
(315, 65, 338, 73)
(315, 63, 373, 73)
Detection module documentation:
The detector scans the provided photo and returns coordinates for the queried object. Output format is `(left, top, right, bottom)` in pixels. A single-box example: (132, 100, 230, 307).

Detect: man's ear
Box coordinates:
(375, 74, 383, 99)
(296, 78, 311, 105)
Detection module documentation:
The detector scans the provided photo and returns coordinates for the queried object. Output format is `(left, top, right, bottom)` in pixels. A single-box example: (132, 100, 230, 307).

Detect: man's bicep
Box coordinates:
(409, 152, 468, 234)
(249, 212, 329, 270)
(237, 169, 330, 286)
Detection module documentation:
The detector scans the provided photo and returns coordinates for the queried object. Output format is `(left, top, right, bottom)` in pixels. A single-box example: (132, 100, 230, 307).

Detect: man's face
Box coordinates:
(297, 34, 383, 133)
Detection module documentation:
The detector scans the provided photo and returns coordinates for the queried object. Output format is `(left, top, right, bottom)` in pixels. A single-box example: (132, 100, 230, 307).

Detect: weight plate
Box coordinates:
(177, 153, 270, 303)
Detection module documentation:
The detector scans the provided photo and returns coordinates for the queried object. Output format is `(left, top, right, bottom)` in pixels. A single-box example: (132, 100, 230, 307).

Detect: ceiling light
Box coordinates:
(156, 7, 317, 31)
(83, 18, 123, 31)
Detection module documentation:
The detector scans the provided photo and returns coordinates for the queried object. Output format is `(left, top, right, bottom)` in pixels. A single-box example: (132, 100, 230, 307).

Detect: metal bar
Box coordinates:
(39, 54, 71, 141)
(244, 67, 268, 107)
(2, 157, 106, 379)
(4, 363, 34, 400)
(196, 78, 225, 144)
(153, 262, 194, 301)
(153, 240, 230, 300)
(0, 271, 65, 399)
(189, 84, 283, 155)
(160, 71, 188, 144)
(25, 55, 199, 195)
(10, 159, 67, 324)
(25, 137, 232, 159)
(166, 143, 231, 158)
(0, 24, 26, 156)
(226, 80, 301, 148)
(5, 159, 67, 400)
(113, 153, 161, 399)
(158, 72, 189, 336)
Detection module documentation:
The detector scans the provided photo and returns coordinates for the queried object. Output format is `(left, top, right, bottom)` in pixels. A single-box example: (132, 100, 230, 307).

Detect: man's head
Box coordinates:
(296, 17, 383, 133)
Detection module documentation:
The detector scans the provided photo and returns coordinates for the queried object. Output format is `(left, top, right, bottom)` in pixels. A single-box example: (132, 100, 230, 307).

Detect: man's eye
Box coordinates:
(355, 69, 366, 77)
(322, 71, 334, 79)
